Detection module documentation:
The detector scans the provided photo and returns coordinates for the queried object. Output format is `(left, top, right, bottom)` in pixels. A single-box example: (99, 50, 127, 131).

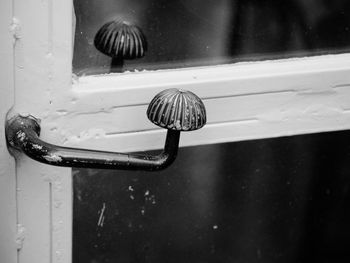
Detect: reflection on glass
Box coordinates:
(73, 130, 350, 263)
(73, 0, 350, 75)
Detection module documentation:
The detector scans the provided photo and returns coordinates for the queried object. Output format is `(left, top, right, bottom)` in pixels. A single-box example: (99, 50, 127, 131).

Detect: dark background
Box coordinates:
(73, 130, 350, 263)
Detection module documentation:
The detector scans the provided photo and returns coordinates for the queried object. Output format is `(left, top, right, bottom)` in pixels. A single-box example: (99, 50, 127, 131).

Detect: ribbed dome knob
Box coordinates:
(147, 89, 207, 131)
(94, 19, 147, 59)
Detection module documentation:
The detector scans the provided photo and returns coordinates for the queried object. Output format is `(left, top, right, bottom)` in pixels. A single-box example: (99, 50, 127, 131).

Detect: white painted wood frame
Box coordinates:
(0, 1, 16, 263)
(1, 0, 350, 263)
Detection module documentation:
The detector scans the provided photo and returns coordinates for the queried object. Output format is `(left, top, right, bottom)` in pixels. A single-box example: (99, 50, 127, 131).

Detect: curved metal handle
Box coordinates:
(5, 89, 206, 171)
(5, 115, 180, 171)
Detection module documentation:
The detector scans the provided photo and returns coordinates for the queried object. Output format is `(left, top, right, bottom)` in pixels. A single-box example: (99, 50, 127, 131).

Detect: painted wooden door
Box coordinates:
(2, 1, 350, 263)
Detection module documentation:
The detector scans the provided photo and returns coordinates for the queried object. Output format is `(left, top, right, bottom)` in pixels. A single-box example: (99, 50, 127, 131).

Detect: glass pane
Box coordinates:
(73, 0, 350, 75)
(73, 130, 350, 263)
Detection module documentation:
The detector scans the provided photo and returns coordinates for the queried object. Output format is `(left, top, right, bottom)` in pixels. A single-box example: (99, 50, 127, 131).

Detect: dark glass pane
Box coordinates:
(73, 0, 350, 75)
(73, 130, 350, 263)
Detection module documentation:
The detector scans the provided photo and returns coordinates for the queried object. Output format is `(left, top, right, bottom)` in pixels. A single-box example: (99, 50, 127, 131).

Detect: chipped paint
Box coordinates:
(31, 144, 43, 150)
(43, 154, 62, 163)
(15, 224, 26, 250)
(62, 128, 107, 145)
(16, 131, 25, 141)
(9, 17, 21, 44)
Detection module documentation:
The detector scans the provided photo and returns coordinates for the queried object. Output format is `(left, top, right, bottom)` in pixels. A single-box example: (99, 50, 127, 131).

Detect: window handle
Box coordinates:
(5, 89, 206, 171)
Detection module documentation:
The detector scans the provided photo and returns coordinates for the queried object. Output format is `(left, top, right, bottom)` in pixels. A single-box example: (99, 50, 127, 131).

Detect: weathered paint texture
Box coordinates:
(10, 0, 73, 263)
(52, 54, 350, 153)
(0, 0, 17, 263)
(2, 0, 350, 263)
